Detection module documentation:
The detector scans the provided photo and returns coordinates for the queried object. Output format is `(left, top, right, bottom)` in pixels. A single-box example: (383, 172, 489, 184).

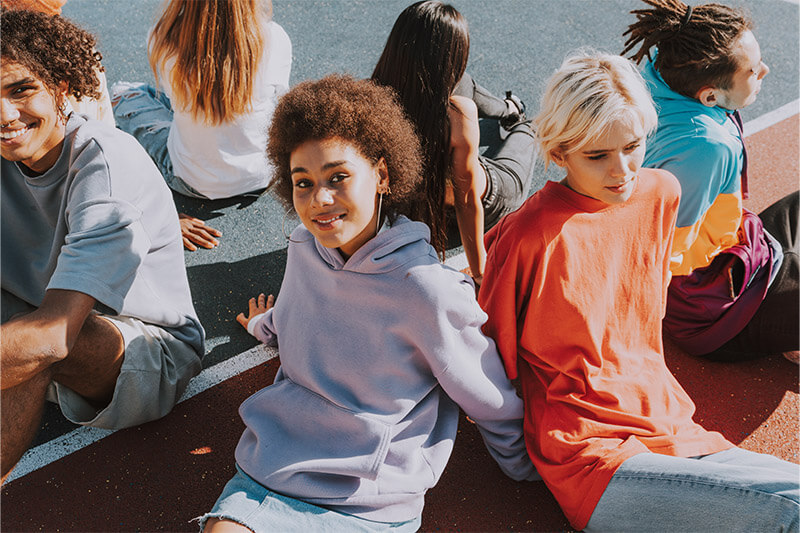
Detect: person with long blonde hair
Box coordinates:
(112, 0, 291, 250)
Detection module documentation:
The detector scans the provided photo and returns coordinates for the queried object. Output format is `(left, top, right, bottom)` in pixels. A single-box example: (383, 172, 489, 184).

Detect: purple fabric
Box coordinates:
(664, 210, 772, 355)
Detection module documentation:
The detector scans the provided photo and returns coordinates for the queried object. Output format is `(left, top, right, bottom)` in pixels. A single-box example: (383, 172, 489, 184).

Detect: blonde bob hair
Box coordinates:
(535, 50, 657, 168)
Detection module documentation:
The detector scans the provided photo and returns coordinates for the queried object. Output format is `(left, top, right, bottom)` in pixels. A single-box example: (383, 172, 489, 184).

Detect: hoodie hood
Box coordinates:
(288, 215, 435, 274)
(643, 52, 729, 127)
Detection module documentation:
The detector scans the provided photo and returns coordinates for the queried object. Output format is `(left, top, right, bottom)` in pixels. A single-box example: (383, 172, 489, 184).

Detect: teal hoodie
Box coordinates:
(237, 216, 535, 523)
(642, 55, 745, 230)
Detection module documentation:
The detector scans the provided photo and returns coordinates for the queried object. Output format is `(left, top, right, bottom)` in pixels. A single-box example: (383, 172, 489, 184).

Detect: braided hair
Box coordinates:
(621, 0, 752, 98)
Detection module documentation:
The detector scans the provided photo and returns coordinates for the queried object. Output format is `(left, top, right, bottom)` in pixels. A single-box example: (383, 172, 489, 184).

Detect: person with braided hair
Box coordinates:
(623, 0, 799, 363)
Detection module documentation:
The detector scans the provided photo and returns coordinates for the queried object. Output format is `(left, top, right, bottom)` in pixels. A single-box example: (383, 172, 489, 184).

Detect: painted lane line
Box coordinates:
(744, 99, 799, 137)
(10, 97, 798, 483)
(6, 344, 278, 483)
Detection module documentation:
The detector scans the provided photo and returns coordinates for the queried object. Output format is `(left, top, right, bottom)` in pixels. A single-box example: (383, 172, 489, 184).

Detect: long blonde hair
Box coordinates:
(149, 0, 270, 125)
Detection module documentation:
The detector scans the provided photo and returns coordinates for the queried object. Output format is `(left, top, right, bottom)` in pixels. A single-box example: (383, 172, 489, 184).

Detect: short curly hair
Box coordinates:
(268, 74, 423, 221)
(1, 8, 103, 102)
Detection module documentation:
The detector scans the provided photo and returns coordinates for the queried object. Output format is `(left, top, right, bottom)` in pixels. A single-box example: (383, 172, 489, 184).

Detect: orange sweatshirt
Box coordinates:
(479, 170, 732, 530)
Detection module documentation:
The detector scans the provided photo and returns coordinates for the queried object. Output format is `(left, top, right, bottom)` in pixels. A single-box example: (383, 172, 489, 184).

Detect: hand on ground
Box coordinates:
(236, 293, 275, 331)
(179, 213, 221, 251)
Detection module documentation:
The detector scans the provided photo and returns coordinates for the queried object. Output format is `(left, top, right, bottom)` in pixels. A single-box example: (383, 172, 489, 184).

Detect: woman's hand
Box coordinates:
(179, 213, 222, 251)
(236, 293, 274, 331)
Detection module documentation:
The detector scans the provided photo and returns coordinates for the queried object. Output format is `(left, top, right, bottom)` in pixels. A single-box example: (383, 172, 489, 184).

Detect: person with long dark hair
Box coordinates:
(372, 0, 535, 284)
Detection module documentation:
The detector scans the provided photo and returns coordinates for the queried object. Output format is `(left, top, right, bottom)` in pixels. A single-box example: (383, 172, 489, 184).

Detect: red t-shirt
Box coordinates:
(479, 170, 732, 529)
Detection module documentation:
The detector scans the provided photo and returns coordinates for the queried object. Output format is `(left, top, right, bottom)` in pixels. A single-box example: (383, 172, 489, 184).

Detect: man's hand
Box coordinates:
(179, 213, 221, 251)
(236, 293, 274, 332)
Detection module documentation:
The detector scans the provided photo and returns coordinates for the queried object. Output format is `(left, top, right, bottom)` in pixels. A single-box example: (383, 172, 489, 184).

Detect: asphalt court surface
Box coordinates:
(28, 0, 800, 449)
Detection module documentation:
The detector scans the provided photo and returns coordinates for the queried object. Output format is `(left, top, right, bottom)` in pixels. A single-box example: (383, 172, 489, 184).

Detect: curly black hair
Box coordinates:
(1, 8, 103, 101)
(268, 74, 423, 223)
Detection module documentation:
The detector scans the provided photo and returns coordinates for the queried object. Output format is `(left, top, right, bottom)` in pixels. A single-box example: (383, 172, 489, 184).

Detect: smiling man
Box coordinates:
(0, 10, 204, 483)
(623, 0, 799, 362)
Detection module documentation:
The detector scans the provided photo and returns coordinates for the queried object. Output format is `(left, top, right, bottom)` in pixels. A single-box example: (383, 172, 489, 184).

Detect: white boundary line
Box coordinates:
(6, 345, 279, 483)
(743, 99, 799, 137)
(7, 100, 799, 484)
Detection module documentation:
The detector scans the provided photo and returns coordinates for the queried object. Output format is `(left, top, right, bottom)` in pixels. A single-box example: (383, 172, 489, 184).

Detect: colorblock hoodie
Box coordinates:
(642, 56, 780, 354)
(236, 216, 535, 523)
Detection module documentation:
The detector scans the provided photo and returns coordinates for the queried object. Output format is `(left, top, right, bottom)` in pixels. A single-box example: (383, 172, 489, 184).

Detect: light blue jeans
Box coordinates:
(110, 82, 205, 198)
(585, 447, 799, 532)
(196, 465, 422, 532)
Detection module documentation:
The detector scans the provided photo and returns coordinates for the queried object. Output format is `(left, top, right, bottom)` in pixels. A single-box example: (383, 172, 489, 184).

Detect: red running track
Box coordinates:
(2, 115, 797, 532)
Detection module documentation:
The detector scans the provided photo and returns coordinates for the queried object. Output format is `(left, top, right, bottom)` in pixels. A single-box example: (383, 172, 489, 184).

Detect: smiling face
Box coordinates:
(715, 30, 769, 111)
(290, 137, 389, 259)
(0, 61, 68, 174)
(554, 118, 646, 205)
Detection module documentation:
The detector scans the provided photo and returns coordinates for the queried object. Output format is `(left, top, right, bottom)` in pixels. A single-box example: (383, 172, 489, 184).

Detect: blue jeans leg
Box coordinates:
(110, 82, 204, 198)
(585, 447, 800, 532)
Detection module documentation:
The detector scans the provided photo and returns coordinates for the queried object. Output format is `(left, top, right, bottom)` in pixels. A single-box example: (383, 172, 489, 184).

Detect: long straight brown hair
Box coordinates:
(149, 0, 270, 125)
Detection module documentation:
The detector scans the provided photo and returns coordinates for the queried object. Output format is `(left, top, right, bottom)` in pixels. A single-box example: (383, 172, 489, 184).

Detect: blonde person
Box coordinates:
(112, 0, 291, 250)
(478, 51, 799, 532)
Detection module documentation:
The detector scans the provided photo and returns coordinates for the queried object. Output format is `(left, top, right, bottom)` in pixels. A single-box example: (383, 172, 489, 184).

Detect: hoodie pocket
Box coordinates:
(236, 378, 392, 499)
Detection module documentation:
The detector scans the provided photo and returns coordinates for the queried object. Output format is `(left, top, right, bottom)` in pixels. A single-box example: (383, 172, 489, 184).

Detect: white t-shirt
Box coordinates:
(160, 20, 292, 199)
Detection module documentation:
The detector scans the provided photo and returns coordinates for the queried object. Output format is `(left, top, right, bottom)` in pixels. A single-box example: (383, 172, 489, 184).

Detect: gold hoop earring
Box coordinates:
(281, 208, 311, 243)
(375, 185, 391, 233)
(376, 191, 384, 234)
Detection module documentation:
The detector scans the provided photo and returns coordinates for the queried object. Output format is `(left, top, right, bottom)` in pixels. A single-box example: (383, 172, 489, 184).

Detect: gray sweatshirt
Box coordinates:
(237, 216, 535, 523)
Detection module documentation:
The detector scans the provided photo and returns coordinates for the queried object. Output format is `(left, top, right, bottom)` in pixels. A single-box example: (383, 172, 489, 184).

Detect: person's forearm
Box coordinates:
(0, 319, 68, 389)
(454, 192, 486, 281)
(0, 289, 96, 390)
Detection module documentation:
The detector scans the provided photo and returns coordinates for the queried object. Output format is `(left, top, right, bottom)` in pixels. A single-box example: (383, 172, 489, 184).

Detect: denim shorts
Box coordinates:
(196, 465, 422, 532)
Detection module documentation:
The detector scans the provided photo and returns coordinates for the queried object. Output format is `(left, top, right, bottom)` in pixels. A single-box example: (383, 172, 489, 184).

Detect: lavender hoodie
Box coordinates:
(236, 216, 535, 522)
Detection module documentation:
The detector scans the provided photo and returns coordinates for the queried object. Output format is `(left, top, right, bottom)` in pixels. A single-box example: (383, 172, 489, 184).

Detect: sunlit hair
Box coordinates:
(0, 8, 102, 103)
(371, 0, 469, 255)
(535, 51, 657, 169)
(268, 75, 423, 223)
(148, 0, 270, 125)
(622, 0, 752, 98)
